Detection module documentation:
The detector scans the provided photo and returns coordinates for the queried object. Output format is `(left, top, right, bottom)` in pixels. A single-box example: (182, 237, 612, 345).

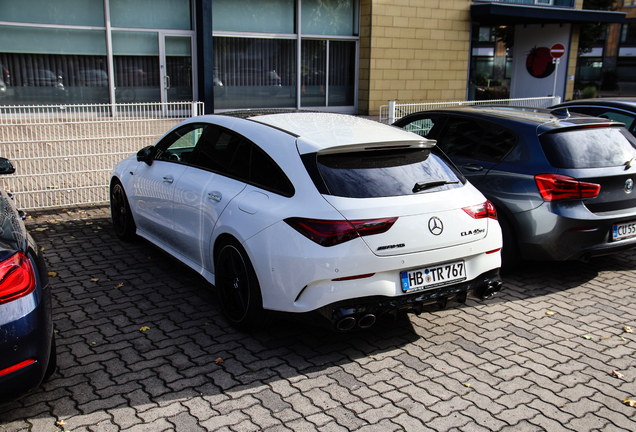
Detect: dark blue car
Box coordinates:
(0, 158, 55, 403)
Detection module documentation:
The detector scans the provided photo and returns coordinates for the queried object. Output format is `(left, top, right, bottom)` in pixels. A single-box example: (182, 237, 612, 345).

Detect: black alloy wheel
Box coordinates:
(215, 240, 267, 331)
(110, 182, 136, 241)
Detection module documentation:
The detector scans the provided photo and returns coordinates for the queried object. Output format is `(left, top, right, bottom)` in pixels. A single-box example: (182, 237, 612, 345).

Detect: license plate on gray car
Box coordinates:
(401, 260, 466, 293)
(613, 221, 636, 241)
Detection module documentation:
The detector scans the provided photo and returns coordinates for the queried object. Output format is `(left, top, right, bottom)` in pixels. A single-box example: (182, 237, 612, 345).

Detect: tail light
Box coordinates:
(285, 217, 398, 247)
(463, 201, 497, 220)
(0, 359, 36, 378)
(535, 174, 600, 201)
(0, 252, 36, 306)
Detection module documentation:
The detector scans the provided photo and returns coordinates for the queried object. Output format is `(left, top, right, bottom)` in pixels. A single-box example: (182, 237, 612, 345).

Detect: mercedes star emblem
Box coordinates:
(428, 217, 443, 235)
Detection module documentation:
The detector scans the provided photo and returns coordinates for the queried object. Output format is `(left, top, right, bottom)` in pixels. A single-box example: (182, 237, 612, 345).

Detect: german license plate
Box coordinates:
(401, 260, 466, 293)
(613, 221, 636, 241)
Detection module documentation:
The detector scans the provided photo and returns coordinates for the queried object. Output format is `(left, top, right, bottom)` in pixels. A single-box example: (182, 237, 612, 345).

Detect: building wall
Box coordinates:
(360, 0, 471, 116)
(567, 25, 580, 100)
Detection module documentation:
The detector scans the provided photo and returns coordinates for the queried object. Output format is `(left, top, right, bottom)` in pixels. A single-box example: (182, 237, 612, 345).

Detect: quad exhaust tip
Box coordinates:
(335, 314, 377, 331)
(358, 314, 376, 329)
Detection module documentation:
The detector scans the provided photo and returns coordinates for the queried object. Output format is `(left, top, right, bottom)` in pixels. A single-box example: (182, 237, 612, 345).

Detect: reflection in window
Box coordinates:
(318, 149, 462, 198)
(0, 52, 109, 105)
(113, 56, 160, 103)
(401, 117, 440, 138)
(213, 37, 296, 109)
(301, 40, 326, 107)
(541, 128, 636, 169)
(329, 41, 355, 107)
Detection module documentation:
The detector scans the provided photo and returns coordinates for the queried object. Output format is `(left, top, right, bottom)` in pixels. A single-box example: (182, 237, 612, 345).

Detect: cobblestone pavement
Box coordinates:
(2, 205, 636, 431)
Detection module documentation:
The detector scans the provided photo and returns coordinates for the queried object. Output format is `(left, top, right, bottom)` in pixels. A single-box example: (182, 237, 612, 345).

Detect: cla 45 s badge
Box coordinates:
(461, 228, 486, 237)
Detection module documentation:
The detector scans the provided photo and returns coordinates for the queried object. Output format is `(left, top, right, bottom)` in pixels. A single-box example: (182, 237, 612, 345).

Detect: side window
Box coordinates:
(589, 108, 636, 130)
(401, 115, 440, 137)
(437, 118, 487, 157)
(155, 124, 206, 164)
(474, 126, 517, 162)
(249, 145, 294, 197)
(190, 128, 245, 174)
(189, 126, 294, 196)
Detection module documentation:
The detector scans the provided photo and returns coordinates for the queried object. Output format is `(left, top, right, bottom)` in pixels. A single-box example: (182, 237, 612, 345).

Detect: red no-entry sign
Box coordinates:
(550, 43, 566, 59)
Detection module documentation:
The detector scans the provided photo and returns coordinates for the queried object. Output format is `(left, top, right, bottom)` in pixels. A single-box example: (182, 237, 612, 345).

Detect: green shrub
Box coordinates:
(582, 86, 597, 98)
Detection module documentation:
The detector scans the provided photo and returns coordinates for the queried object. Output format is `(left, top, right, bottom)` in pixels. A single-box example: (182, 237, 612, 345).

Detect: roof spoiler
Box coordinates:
(317, 140, 436, 155)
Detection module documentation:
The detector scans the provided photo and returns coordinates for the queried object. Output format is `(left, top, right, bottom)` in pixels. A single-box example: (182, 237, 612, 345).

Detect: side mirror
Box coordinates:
(136, 146, 156, 166)
(0, 157, 15, 175)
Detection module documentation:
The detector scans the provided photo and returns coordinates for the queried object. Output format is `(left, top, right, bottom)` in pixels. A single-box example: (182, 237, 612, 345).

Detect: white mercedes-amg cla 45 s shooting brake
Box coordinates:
(110, 111, 503, 331)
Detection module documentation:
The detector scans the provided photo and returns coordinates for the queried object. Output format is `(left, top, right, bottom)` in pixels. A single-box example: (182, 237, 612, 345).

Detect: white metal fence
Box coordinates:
(379, 96, 562, 123)
(0, 102, 204, 210)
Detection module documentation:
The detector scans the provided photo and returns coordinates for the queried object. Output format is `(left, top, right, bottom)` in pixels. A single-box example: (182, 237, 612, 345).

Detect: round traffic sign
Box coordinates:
(550, 43, 566, 59)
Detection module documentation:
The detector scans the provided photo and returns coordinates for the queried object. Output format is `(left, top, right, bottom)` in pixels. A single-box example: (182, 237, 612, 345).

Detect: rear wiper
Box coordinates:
(626, 156, 636, 170)
(412, 180, 459, 193)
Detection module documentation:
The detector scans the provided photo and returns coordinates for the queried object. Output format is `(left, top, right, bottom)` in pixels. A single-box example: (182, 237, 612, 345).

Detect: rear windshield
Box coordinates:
(316, 148, 464, 198)
(540, 127, 636, 169)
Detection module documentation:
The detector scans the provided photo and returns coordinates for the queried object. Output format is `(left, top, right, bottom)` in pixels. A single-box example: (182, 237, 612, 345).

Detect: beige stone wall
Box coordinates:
(566, 25, 580, 101)
(359, 0, 472, 116)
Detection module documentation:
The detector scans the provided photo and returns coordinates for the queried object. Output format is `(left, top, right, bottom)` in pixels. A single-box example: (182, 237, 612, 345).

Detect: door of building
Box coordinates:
(159, 33, 194, 105)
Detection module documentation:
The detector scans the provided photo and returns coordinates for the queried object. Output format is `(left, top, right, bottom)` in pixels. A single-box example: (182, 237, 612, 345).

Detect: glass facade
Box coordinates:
(213, 38, 297, 109)
(0, 0, 358, 111)
(0, 0, 194, 106)
(212, 0, 359, 112)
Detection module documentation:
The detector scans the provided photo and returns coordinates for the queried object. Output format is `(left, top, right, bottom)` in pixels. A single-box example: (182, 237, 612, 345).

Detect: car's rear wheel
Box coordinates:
(110, 182, 136, 241)
(215, 239, 267, 331)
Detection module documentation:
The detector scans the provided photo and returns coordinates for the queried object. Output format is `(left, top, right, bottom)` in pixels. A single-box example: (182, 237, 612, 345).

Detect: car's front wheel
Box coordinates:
(110, 182, 136, 241)
(215, 239, 268, 331)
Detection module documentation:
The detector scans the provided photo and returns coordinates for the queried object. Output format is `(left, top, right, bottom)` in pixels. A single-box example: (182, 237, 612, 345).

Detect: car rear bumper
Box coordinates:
(515, 203, 636, 261)
(0, 288, 53, 403)
(298, 269, 502, 331)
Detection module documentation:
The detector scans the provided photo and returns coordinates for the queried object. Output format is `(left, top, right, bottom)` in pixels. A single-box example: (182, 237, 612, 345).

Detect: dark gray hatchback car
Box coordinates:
(393, 106, 636, 268)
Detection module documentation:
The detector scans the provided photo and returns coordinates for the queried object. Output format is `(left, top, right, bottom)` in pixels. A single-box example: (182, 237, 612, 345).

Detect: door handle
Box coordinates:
(462, 164, 484, 172)
(163, 176, 174, 184)
(208, 193, 222, 202)
(165, 75, 171, 90)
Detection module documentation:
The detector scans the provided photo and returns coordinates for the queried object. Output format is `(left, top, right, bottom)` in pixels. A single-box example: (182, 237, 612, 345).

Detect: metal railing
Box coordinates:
(0, 102, 204, 210)
(472, 0, 575, 7)
(379, 96, 562, 123)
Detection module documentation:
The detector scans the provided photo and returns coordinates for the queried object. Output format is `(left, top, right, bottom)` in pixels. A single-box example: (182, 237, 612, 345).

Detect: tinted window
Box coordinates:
(437, 118, 486, 157)
(437, 117, 516, 162)
(190, 128, 244, 173)
(189, 126, 294, 197)
(476, 126, 517, 162)
(317, 148, 464, 198)
(540, 127, 636, 168)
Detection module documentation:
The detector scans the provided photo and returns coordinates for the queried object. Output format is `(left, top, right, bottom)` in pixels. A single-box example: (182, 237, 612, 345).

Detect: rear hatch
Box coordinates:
(304, 144, 494, 256)
(539, 126, 636, 214)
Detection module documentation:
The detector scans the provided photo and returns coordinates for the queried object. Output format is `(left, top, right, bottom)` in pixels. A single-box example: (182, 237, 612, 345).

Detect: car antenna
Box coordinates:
(550, 107, 570, 118)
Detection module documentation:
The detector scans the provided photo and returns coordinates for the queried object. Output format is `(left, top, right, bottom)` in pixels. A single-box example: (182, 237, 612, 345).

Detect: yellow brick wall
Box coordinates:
(359, 0, 472, 116)
(566, 25, 580, 101)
